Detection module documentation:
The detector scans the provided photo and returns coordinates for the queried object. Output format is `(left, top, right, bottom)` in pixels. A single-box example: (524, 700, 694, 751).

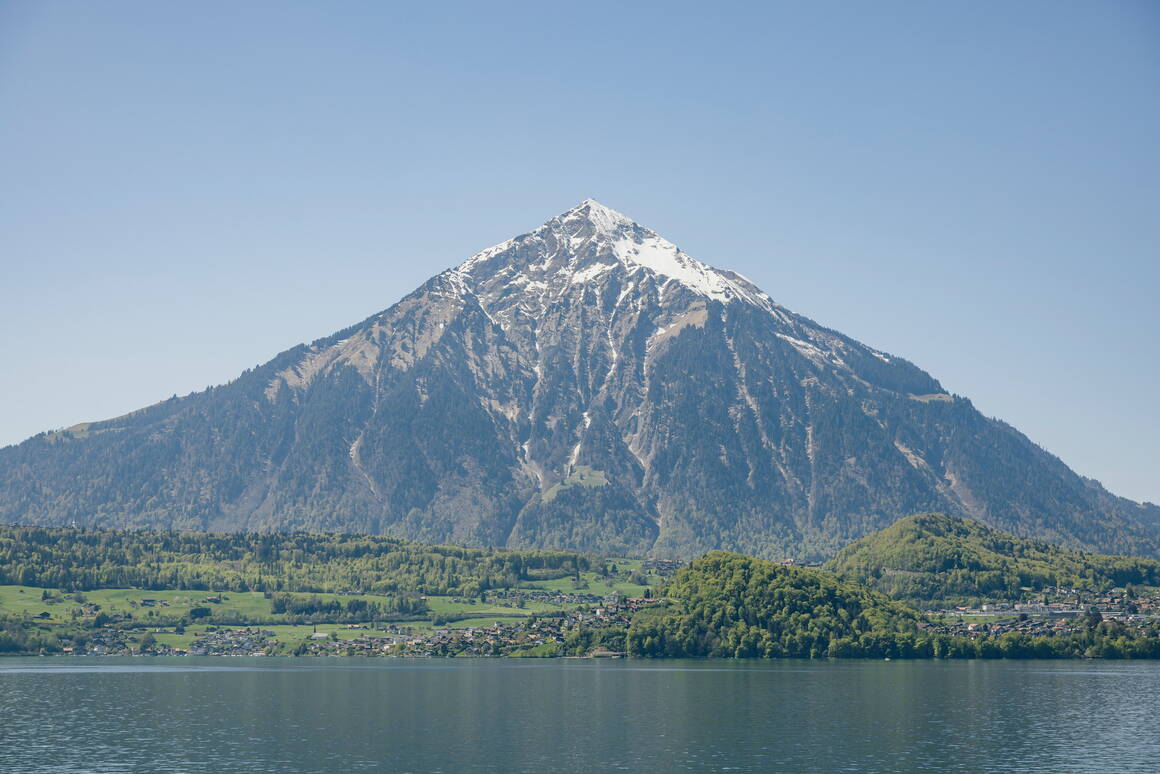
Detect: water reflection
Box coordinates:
(0, 658, 1155, 773)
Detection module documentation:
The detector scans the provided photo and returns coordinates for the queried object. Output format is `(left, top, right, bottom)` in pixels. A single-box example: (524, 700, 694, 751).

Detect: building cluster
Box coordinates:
(642, 559, 684, 575)
(925, 586, 1160, 638)
(924, 616, 1083, 639)
(186, 627, 276, 656)
(483, 589, 609, 606)
(778, 558, 823, 568)
(47, 584, 1160, 658)
(389, 604, 637, 658)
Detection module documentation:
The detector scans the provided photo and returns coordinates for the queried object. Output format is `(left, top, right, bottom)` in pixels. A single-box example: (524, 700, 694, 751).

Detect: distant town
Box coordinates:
(54, 583, 1160, 659)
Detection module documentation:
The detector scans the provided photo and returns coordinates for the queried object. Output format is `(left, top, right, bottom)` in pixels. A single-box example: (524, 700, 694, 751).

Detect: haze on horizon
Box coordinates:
(1, 1, 1157, 504)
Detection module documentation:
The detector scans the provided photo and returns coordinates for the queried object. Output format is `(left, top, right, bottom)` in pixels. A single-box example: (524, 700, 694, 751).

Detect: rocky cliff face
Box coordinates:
(3, 200, 1157, 559)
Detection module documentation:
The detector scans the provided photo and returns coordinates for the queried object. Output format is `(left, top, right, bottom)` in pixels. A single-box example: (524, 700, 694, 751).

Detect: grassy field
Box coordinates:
(0, 557, 679, 655)
(511, 555, 663, 598)
(423, 596, 536, 616)
(140, 622, 405, 651)
(100, 613, 544, 651)
(542, 465, 608, 502)
(516, 575, 658, 598)
(0, 576, 641, 637)
(0, 585, 420, 623)
(413, 615, 530, 631)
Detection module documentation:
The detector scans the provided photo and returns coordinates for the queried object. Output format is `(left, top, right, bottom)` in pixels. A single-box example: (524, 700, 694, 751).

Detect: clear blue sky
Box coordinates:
(2, 1, 1157, 503)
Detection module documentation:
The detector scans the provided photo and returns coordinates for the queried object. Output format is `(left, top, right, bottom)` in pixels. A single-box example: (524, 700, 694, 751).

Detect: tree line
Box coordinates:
(0, 526, 591, 596)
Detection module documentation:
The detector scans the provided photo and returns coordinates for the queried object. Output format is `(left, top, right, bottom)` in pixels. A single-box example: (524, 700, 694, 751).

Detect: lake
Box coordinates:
(0, 657, 1155, 773)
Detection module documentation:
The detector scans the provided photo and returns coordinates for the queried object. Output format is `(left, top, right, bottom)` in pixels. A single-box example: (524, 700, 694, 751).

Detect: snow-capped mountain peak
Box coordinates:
(559, 198, 633, 236)
(6, 199, 1158, 564)
(458, 200, 773, 309)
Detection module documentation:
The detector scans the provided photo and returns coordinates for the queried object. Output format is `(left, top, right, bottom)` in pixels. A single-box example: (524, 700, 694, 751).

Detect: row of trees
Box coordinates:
(269, 593, 427, 622)
(0, 526, 592, 595)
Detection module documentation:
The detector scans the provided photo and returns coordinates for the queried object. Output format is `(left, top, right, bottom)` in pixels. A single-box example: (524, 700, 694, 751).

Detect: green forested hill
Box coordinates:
(0, 526, 591, 596)
(624, 549, 1160, 660)
(824, 513, 1160, 605)
(626, 551, 924, 658)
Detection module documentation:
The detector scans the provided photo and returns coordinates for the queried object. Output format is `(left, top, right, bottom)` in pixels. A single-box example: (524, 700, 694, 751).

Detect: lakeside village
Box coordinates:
(922, 585, 1160, 639)
(56, 567, 1160, 659)
(74, 592, 655, 658)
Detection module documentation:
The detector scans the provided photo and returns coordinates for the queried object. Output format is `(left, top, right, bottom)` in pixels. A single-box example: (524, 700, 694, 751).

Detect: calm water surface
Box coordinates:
(0, 657, 1154, 773)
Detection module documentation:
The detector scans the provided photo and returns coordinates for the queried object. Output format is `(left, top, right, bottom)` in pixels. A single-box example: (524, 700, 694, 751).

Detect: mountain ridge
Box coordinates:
(3, 200, 1158, 559)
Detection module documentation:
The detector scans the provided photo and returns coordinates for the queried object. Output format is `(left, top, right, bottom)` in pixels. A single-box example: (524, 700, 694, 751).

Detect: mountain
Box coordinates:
(825, 513, 1160, 606)
(2, 200, 1157, 559)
